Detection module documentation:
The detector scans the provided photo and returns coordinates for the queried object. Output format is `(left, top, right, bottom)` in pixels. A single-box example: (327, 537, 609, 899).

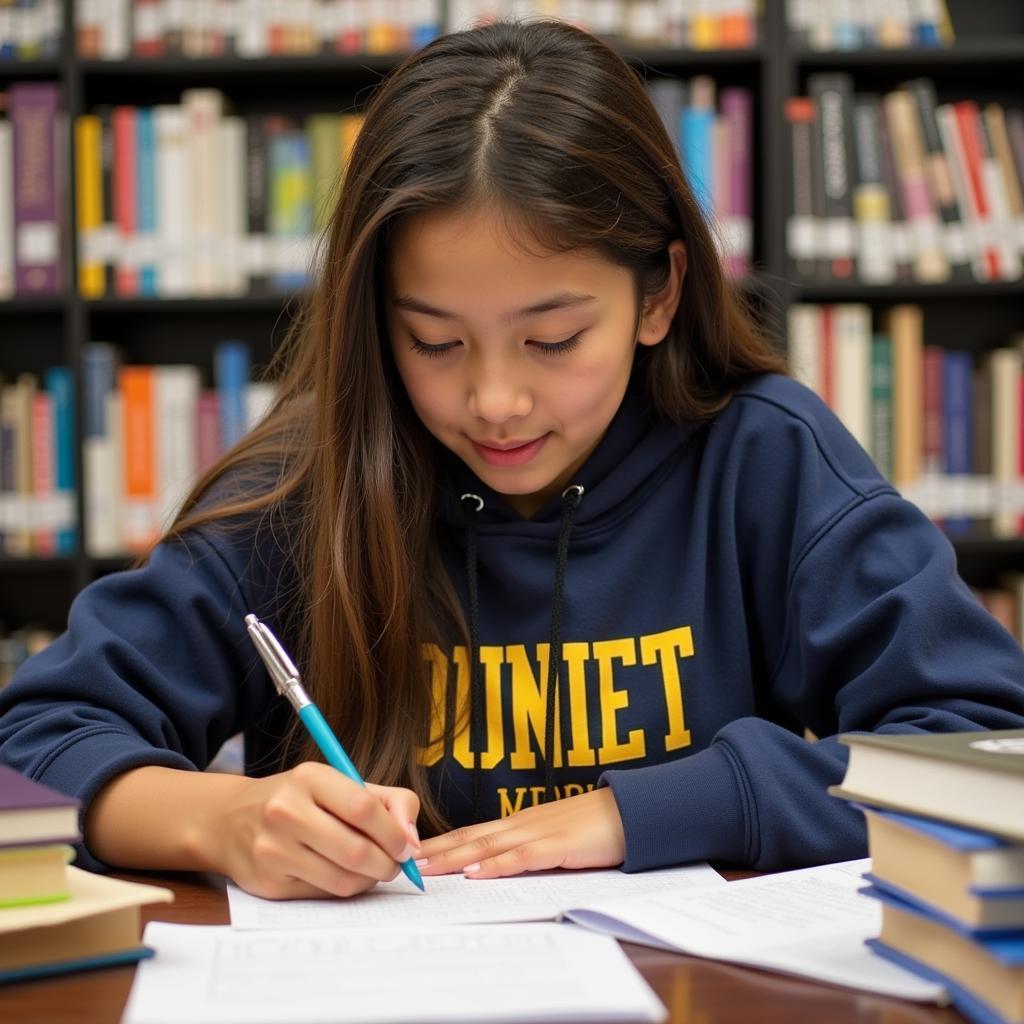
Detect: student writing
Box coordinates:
(1, 20, 1023, 901)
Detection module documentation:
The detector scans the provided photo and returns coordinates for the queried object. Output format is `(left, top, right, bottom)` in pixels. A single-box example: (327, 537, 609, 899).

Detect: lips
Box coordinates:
(471, 434, 549, 467)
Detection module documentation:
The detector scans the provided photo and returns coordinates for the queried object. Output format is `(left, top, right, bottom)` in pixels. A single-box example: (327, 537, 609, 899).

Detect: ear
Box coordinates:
(636, 240, 687, 348)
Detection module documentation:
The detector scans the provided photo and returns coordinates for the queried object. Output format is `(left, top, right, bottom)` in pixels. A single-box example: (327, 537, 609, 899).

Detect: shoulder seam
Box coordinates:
(731, 387, 886, 502)
(767, 488, 902, 684)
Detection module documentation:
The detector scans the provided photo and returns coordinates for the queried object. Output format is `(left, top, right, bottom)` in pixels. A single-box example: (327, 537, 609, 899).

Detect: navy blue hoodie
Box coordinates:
(2, 373, 1023, 874)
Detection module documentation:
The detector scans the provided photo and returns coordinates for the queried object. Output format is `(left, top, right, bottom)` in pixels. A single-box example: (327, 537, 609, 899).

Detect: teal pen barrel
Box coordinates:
(297, 703, 425, 892)
(298, 703, 364, 783)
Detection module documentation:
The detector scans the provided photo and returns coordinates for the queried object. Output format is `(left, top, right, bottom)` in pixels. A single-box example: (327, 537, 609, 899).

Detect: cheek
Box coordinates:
(395, 358, 457, 427)
(545, 353, 632, 427)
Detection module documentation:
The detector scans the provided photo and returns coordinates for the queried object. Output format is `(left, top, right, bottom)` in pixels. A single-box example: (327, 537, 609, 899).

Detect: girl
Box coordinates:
(1, 20, 1023, 901)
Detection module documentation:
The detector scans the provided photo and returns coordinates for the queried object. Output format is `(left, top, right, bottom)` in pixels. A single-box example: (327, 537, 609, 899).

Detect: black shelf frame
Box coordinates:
(1, 0, 1023, 625)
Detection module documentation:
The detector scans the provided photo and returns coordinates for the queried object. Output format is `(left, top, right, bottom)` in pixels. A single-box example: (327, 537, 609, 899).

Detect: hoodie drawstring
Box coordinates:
(460, 485, 584, 820)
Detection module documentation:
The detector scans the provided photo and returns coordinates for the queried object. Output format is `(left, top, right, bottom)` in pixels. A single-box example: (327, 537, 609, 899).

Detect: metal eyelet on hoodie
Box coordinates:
(460, 486, 584, 820)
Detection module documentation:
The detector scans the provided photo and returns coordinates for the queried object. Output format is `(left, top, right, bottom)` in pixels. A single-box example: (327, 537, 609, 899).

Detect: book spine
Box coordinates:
(215, 340, 250, 451)
(877, 97, 914, 282)
(921, 345, 944, 477)
(979, 104, 1023, 281)
(870, 333, 894, 481)
(136, 107, 158, 296)
(785, 97, 818, 278)
(680, 75, 715, 221)
(74, 115, 104, 298)
(787, 304, 822, 394)
(119, 365, 157, 552)
(720, 87, 751, 280)
(245, 112, 269, 294)
(904, 78, 971, 281)
(942, 351, 973, 535)
(884, 88, 950, 284)
(0, 117, 12, 299)
(887, 304, 924, 491)
(985, 105, 1024, 266)
(44, 366, 75, 554)
(808, 73, 856, 280)
(953, 101, 1001, 282)
(153, 365, 199, 534)
(112, 105, 139, 297)
(851, 95, 894, 284)
(988, 348, 1020, 538)
(11, 81, 60, 296)
(833, 303, 872, 452)
(96, 105, 116, 296)
(194, 389, 221, 475)
(30, 389, 55, 556)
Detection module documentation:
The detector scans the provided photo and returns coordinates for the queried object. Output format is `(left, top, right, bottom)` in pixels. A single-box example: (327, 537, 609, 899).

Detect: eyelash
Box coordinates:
(409, 332, 585, 359)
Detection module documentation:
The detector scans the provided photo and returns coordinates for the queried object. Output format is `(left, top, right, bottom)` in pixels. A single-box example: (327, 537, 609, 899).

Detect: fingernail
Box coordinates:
(463, 862, 481, 875)
(406, 822, 420, 848)
(398, 843, 415, 862)
(415, 858, 429, 867)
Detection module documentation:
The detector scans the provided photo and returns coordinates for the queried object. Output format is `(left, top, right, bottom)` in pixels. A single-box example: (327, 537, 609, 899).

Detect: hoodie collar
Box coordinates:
(435, 374, 692, 530)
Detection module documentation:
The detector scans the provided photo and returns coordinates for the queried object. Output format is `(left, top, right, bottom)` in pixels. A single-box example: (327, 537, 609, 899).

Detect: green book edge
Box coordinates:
(0, 890, 70, 909)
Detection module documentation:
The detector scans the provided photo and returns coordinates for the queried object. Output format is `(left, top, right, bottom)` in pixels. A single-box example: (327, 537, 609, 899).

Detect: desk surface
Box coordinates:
(0, 870, 967, 1024)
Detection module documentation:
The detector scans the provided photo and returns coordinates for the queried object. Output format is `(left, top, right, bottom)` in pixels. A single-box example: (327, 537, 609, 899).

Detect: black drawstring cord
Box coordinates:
(460, 493, 485, 821)
(543, 484, 584, 805)
(460, 485, 584, 820)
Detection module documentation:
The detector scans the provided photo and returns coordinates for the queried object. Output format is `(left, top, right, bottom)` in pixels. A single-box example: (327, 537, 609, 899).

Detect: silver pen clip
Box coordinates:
(244, 613, 310, 712)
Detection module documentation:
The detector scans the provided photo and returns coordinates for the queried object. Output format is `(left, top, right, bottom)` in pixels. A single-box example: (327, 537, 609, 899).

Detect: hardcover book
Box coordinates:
(0, 765, 80, 848)
(830, 729, 1024, 840)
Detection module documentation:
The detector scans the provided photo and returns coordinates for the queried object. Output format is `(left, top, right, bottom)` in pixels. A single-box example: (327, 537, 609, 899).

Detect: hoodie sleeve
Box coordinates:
(0, 528, 280, 870)
(601, 385, 1024, 873)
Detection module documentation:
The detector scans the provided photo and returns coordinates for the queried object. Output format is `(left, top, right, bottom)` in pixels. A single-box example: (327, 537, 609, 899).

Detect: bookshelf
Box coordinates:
(1, 0, 1023, 643)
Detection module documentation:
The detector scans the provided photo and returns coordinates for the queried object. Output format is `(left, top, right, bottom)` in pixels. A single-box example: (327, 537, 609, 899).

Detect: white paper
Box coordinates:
(121, 921, 667, 1024)
(564, 859, 948, 1004)
(228, 862, 725, 929)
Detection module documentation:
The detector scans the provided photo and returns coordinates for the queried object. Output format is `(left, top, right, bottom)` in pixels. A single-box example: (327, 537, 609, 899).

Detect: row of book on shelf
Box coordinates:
(0, 764, 172, 983)
(831, 727, 1024, 1024)
(72, 0, 761, 59)
(788, 303, 1024, 537)
(0, 0, 61, 60)
(0, 339, 276, 558)
(0, 76, 753, 300)
(786, 76, 1024, 285)
(786, 0, 955, 51)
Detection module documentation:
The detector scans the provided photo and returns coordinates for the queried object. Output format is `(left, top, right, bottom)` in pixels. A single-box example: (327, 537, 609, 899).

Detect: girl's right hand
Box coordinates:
(199, 762, 421, 900)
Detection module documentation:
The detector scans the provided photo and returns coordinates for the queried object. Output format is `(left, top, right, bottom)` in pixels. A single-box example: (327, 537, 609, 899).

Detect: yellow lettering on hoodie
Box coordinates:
(507, 643, 557, 770)
(594, 637, 645, 764)
(640, 626, 694, 751)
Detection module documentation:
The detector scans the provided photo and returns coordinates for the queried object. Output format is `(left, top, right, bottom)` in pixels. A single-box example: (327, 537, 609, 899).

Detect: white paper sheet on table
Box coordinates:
(563, 858, 949, 1004)
(227, 862, 725, 929)
(120, 921, 668, 1024)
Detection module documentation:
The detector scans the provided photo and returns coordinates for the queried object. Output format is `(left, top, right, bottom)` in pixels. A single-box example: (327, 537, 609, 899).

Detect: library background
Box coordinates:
(1, 0, 1024, 684)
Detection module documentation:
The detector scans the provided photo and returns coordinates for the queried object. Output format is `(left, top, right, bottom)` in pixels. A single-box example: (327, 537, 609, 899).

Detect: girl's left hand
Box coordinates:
(416, 787, 626, 879)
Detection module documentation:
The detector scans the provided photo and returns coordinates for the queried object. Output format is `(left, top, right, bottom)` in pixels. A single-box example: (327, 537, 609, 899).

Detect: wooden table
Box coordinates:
(0, 870, 968, 1024)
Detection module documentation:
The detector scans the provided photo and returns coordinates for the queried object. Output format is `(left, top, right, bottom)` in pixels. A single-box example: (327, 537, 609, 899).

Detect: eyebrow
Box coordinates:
(391, 291, 598, 324)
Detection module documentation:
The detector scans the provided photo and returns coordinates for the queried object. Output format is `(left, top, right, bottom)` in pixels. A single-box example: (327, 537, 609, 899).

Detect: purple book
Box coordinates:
(10, 81, 61, 296)
(720, 87, 752, 280)
(0, 765, 80, 848)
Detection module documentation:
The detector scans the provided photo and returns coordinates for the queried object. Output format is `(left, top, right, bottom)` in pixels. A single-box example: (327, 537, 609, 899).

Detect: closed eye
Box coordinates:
(409, 331, 585, 358)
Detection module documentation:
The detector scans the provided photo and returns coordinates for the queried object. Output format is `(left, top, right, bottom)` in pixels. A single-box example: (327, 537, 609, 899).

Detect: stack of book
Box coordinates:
(0, 764, 173, 983)
(831, 728, 1024, 1024)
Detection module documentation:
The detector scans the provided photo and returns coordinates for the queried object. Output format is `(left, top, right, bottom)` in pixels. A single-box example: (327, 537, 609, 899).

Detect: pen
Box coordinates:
(244, 612, 425, 892)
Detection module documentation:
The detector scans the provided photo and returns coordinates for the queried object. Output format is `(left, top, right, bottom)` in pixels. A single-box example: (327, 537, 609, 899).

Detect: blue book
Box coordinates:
(215, 340, 251, 451)
(0, 945, 154, 985)
(865, 885, 1024, 1024)
(136, 107, 158, 296)
(942, 350, 973, 535)
(859, 805, 1024, 934)
(681, 101, 714, 218)
(44, 367, 76, 554)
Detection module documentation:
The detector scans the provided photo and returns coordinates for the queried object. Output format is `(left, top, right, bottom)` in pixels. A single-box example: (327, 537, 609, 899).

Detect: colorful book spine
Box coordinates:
(10, 81, 61, 296)
(215, 341, 251, 452)
(45, 367, 76, 555)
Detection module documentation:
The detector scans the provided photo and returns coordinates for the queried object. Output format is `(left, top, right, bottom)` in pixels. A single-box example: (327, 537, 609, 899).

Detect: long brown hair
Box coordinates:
(163, 19, 786, 833)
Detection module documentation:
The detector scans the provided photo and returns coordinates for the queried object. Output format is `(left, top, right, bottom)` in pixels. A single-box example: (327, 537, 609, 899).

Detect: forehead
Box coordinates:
(386, 205, 625, 301)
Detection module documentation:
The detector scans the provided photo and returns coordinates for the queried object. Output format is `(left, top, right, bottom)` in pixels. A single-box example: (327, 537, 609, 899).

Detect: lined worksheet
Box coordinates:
(121, 922, 668, 1024)
(227, 862, 724, 929)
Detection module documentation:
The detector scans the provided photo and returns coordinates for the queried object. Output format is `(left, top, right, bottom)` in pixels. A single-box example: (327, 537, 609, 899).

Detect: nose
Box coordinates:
(467, 358, 534, 424)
